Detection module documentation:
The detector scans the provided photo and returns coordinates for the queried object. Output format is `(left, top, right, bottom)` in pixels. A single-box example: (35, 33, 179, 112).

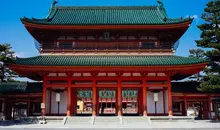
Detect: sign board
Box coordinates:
(41, 103, 45, 109)
(77, 90, 92, 98)
(122, 90, 138, 98)
(99, 90, 116, 98)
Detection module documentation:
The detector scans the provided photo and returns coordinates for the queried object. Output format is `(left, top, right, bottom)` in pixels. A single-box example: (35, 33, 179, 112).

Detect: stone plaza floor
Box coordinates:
(1, 120, 220, 129)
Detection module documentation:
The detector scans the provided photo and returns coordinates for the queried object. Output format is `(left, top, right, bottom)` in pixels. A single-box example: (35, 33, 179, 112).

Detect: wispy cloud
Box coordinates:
(15, 52, 28, 58)
(185, 14, 200, 25)
(185, 14, 198, 19)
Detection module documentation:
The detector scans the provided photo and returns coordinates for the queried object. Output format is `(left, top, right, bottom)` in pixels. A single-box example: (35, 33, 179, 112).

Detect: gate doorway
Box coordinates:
(76, 89, 92, 115)
(122, 89, 139, 116)
(98, 89, 116, 116)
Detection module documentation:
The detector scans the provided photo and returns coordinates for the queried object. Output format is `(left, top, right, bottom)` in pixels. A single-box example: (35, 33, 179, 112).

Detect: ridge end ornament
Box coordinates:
(157, 0, 164, 7)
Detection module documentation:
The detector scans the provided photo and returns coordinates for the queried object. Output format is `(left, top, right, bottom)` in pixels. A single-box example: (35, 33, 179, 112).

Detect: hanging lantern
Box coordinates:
(56, 93, 61, 102)
(152, 89, 160, 102)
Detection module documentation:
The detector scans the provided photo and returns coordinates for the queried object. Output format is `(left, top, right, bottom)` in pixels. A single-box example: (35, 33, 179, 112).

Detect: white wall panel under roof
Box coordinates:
(51, 91, 67, 114)
(147, 91, 168, 114)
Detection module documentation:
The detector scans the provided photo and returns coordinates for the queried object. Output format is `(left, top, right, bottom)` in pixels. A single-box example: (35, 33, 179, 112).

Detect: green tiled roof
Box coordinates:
(21, 6, 192, 25)
(0, 82, 27, 94)
(0, 82, 43, 94)
(8, 55, 207, 66)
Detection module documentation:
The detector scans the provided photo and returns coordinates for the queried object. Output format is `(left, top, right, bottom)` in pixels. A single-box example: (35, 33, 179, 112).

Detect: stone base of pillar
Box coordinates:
(118, 110, 122, 116)
(42, 109, 46, 116)
(66, 110, 71, 116)
(92, 111, 96, 117)
(143, 110, 147, 116)
(168, 111, 173, 116)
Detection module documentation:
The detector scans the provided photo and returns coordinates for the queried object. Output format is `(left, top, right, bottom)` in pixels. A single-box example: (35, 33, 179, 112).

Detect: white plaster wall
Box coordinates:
(147, 91, 168, 114)
(51, 91, 67, 114)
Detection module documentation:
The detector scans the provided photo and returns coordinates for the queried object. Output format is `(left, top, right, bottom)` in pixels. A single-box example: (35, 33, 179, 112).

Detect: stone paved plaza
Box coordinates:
(1, 120, 220, 129)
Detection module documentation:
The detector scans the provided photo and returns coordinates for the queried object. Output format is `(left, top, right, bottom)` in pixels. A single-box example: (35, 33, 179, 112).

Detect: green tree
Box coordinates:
(0, 43, 17, 82)
(195, 0, 220, 92)
(189, 48, 205, 81)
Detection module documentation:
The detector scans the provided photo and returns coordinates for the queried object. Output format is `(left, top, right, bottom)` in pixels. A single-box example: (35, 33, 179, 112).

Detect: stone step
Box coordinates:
(94, 117, 120, 125)
(122, 117, 149, 125)
(150, 116, 195, 122)
(65, 117, 92, 125)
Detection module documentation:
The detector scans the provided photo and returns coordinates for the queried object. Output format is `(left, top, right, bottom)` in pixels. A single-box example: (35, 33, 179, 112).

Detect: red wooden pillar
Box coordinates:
(163, 90, 166, 114)
(117, 79, 122, 116)
(138, 88, 143, 115)
(96, 88, 99, 115)
(49, 90, 52, 115)
(27, 95, 31, 116)
(42, 77, 47, 116)
(142, 79, 147, 116)
(208, 96, 211, 119)
(72, 88, 77, 116)
(92, 80, 97, 116)
(67, 74, 72, 116)
(168, 77, 173, 116)
(184, 95, 187, 116)
(3, 97, 7, 119)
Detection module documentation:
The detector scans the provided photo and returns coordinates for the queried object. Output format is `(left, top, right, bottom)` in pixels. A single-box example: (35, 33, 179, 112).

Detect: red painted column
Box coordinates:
(117, 79, 122, 116)
(92, 80, 97, 116)
(42, 77, 47, 116)
(49, 90, 52, 115)
(208, 96, 211, 119)
(27, 95, 31, 116)
(163, 90, 166, 115)
(184, 95, 187, 116)
(4, 97, 7, 119)
(67, 74, 72, 116)
(138, 88, 143, 115)
(168, 77, 173, 116)
(71, 88, 77, 115)
(142, 79, 147, 116)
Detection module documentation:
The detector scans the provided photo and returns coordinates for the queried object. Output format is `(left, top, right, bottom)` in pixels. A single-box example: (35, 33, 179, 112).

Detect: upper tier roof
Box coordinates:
(21, 6, 193, 25)
(7, 55, 206, 66)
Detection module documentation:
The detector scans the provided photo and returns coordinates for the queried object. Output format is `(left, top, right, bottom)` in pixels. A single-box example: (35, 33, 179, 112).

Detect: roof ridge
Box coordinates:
(56, 6, 158, 10)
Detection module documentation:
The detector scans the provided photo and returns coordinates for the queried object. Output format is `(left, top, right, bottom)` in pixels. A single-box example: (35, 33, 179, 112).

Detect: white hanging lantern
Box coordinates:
(56, 93, 61, 102)
(153, 93, 159, 102)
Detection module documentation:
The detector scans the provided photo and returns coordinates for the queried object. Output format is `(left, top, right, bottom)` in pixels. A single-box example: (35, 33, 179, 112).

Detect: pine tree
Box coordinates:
(0, 43, 17, 82)
(196, 0, 220, 92)
(189, 48, 205, 81)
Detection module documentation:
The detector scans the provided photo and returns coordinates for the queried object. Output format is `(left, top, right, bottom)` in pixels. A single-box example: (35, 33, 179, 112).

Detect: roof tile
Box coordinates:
(21, 6, 192, 25)
(9, 55, 207, 66)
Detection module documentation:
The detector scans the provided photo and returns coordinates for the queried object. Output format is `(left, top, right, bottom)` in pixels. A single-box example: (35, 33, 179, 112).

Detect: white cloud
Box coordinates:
(15, 52, 27, 58)
(185, 14, 200, 25)
(192, 15, 198, 19)
(185, 14, 198, 19)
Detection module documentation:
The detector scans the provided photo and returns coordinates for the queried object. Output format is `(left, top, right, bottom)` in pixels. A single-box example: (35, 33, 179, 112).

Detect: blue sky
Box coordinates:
(0, 0, 209, 57)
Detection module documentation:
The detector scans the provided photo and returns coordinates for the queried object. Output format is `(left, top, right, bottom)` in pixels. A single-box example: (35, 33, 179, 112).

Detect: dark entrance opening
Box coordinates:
(98, 89, 116, 116)
(122, 89, 139, 116)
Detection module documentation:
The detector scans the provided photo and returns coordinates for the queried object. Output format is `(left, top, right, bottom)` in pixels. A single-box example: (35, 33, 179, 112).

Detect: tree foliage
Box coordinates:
(195, 0, 220, 92)
(189, 48, 205, 81)
(0, 43, 17, 82)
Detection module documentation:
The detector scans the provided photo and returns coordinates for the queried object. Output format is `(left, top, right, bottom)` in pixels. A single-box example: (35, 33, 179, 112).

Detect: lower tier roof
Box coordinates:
(5, 55, 207, 81)
(8, 55, 206, 66)
(0, 82, 219, 95)
(0, 82, 43, 94)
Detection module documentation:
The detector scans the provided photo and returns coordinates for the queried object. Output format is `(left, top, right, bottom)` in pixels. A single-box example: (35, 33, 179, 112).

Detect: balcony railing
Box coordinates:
(42, 45, 172, 52)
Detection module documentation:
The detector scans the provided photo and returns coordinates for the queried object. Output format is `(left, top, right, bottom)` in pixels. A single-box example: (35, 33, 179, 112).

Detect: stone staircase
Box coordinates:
(94, 116, 121, 125)
(65, 116, 92, 125)
(20, 116, 64, 124)
(123, 116, 150, 125)
(150, 116, 195, 122)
